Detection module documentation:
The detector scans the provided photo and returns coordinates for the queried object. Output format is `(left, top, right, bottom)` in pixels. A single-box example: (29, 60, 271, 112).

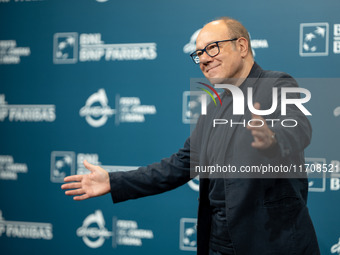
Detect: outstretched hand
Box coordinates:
(247, 102, 277, 150)
(61, 160, 110, 201)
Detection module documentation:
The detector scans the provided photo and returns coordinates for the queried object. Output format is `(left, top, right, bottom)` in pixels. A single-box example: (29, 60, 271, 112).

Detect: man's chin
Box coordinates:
(207, 77, 240, 86)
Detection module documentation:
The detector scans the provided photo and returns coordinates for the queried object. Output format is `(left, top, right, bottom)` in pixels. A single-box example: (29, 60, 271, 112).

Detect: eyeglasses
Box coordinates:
(190, 38, 238, 64)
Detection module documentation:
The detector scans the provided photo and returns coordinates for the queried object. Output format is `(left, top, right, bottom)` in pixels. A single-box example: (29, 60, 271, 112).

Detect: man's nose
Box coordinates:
(199, 51, 213, 64)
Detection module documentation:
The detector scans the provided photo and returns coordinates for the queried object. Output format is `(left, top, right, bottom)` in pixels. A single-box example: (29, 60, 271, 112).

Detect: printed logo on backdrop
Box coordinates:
(300, 22, 340, 56)
(182, 91, 206, 124)
(330, 160, 340, 191)
(183, 29, 269, 57)
(187, 176, 199, 192)
(334, 106, 340, 117)
(53, 33, 78, 64)
(53, 33, 157, 64)
(50, 151, 76, 183)
(77, 210, 154, 249)
(179, 218, 197, 251)
(331, 238, 340, 254)
(0, 40, 30, 64)
(249, 33, 269, 57)
(0, 155, 28, 180)
(0, 94, 56, 122)
(183, 29, 202, 54)
(299, 23, 329, 56)
(50, 151, 139, 182)
(79, 89, 115, 128)
(183, 82, 221, 124)
(305, 158, 327, 192)
(304, 157, 340, 192)
(0, 210, 53, 240)
(112, 217, 154, 247)
(79, 89, 156, 128)
(0, 0, 44, 3)
(330, 104, 340, 191)
(77, 210, 112, 248)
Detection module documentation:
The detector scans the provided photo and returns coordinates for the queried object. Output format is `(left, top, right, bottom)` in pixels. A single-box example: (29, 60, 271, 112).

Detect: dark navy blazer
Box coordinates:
(109, 63, 320, 255)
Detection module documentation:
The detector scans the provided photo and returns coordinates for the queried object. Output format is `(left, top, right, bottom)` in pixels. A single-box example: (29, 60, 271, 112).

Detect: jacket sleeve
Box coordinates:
(269, 74, 312, 158)
(109, 137, 195, 203)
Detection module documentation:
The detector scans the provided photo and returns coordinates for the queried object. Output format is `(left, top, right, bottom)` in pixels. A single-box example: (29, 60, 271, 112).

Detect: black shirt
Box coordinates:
(207, 82, 247, 255)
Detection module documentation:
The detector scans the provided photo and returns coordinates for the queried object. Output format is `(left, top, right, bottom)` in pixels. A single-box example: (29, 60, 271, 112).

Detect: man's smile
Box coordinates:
(206, 64, 221, 73)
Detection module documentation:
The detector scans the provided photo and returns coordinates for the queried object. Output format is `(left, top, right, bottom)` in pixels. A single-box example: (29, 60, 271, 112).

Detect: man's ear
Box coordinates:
(237, 37, 249, 57)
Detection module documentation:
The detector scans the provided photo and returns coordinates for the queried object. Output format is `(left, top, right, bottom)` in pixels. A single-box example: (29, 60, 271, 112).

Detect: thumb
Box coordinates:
(251, 102, 261, 119)
(253, 102, 260, 110)
(83, 160, 96, 173)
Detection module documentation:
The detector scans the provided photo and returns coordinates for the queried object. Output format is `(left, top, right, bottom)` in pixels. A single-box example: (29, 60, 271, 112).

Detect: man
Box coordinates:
(62, 17, 320, 255)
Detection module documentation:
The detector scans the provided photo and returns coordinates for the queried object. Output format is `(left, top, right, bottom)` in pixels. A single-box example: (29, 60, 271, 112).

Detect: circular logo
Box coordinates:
(79, 89, 115, 127)
(77, 210, 112, 248)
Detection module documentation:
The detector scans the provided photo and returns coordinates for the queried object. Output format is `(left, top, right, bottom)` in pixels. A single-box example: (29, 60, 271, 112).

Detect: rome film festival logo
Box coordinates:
(0, 39, 31, 64)
(187, 176, 199, 192)
(77, 210, 154, 249)
(183, 29, 202, 54)
(334, 106, 340, 117)
(331, 238, 340, 254)
(0, 155, 28, 181)
(79, 89, 115, 128)
(299, 23, 329, 56)
(77, 210, 112, 248)
(79, 89, 156, 128)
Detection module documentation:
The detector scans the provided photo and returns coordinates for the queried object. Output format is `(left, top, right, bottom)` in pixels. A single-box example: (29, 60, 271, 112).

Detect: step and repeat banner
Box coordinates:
(1, 0, 340, 254)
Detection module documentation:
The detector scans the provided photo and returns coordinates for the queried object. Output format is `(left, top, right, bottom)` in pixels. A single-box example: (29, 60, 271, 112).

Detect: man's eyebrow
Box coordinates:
(195, 41, 215, 51)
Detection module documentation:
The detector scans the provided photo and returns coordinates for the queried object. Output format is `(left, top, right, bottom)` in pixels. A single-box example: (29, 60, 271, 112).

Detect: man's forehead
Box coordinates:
(196, 21, 229, 48)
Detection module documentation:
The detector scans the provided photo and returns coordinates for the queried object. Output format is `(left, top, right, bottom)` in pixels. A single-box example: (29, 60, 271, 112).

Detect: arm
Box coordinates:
(109, 138, 193, 203)
(61, 138, 195, 202)
(247, 75, 312, 157)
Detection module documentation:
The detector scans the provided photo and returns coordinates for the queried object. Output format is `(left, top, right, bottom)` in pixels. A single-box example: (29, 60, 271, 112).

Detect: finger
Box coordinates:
(251, 102, 261, 119)
(253, 102, 260, 110)
(83, 160, 96, 173)
(251, 130, 266, 140)
(61, 182, 81, 190)
(251, 141, 265, 148)
(64, 175, 83, 182)
(247, 121, 265, 130)
(65, 188, 85, 196)
(74, 194, 90, 201)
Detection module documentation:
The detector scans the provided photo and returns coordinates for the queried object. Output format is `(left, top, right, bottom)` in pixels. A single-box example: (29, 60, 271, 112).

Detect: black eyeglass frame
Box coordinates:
(190, 38, 238, 64)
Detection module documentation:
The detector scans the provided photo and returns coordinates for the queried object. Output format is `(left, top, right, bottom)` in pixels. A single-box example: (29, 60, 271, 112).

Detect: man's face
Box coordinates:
(196, 21, 244, 85)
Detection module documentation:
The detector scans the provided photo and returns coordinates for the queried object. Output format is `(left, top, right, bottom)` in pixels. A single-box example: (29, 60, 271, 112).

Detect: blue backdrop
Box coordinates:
(1, 0, 340, 254)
